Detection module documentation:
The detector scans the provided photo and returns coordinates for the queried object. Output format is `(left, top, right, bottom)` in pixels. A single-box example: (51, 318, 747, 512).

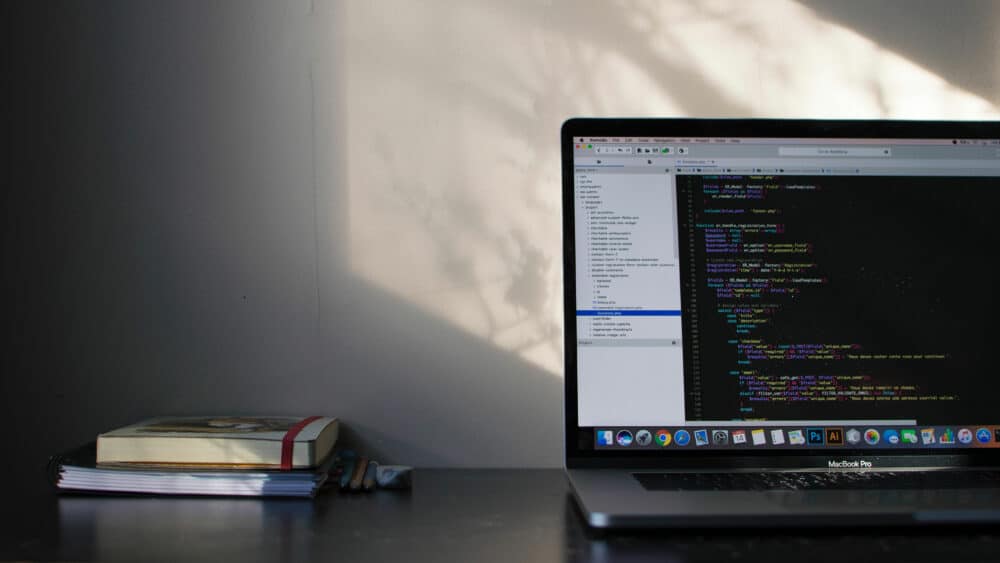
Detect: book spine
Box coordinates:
(45, 454, 62, 487)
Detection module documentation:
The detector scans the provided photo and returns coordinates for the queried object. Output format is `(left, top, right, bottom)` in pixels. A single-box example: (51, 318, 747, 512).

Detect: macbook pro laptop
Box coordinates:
(561, 118, 1000, 527)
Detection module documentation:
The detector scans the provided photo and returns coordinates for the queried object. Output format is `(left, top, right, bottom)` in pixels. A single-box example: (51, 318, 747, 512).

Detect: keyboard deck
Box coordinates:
(635, 470, 1000, 491)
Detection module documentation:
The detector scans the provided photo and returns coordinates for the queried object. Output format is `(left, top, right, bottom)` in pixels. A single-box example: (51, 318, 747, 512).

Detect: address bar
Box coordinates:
(778, 146, 891, 157)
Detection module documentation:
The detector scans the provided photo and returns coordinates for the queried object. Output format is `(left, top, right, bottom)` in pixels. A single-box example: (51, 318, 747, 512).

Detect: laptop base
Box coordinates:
(568, 468, 1000, 528)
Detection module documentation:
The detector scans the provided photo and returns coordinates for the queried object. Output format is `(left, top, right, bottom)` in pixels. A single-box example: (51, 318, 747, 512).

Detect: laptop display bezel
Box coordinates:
(562, 117, 1000, 469)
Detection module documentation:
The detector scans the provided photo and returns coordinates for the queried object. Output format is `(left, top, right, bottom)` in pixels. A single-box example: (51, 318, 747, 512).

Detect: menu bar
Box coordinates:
(574, 137, 996, 146)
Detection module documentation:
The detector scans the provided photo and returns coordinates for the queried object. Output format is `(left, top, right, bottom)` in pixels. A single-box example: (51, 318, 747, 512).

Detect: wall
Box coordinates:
(5, 0, 332, 465)
(5, 1, 1000, 469)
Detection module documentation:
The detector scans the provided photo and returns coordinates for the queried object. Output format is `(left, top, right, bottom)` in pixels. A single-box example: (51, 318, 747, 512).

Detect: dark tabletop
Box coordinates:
(4, 466, 1000, 562)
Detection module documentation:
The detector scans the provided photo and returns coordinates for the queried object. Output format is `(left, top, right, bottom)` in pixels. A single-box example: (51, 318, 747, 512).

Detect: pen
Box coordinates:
(339, 454, 356, 490)
(349, 456, 368, 492)
(362, 460, 379, 492)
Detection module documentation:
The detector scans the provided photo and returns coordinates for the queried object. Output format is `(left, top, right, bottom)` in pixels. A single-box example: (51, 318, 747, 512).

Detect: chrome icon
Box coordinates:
(655, 429, 672, 446)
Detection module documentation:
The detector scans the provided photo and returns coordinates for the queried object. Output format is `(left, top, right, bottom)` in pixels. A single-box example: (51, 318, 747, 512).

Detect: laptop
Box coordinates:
(561, 118, 1000, 528)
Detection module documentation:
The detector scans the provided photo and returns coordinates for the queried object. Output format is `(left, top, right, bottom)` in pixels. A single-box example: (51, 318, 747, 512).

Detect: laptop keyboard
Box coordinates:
(635, 470, 1000, 491)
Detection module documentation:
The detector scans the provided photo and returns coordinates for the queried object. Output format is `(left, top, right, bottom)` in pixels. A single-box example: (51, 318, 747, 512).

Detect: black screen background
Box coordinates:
(677, 174, 1000, 424)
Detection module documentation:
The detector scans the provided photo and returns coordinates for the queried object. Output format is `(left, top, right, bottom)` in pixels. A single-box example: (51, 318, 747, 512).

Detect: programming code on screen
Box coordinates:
(676, 174, 1000, 423)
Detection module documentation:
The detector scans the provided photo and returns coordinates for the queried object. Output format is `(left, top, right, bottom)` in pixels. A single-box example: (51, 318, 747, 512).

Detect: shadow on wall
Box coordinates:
(312, 277, 563, 468)
(327, 0, 1000, 465)
(340, 0, 755, 378)
(5, 0, 562, 471)
(8, 0, 1000, 471)
(338, 0, 1000, 384)
(798, 0, 1000, 107)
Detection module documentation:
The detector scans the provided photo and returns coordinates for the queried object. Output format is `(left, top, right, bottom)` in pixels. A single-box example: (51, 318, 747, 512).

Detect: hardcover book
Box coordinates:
(96, 416, 338, 469)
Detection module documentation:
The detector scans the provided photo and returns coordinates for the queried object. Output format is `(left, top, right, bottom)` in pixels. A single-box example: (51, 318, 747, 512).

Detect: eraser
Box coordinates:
(375, 465, 413, 489)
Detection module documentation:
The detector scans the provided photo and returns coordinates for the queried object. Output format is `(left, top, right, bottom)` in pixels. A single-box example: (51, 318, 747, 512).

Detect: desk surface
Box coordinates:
(4, 468, 1000, 562)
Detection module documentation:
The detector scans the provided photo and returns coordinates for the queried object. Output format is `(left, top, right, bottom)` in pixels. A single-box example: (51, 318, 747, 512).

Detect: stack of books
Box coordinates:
(48, 416, 340, 498)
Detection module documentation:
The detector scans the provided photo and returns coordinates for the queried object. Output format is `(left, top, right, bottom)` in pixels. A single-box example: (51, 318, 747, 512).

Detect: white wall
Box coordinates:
(330, 0, 1000, 466)
(6, 0, 1000, 468)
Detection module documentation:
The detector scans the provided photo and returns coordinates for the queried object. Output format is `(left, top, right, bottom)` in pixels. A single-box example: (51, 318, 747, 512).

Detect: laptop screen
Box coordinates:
(564, 120, 1000, 456)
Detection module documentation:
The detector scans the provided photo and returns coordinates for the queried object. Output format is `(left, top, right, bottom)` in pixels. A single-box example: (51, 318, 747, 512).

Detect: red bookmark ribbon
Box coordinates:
(280, 416, 322, 470)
